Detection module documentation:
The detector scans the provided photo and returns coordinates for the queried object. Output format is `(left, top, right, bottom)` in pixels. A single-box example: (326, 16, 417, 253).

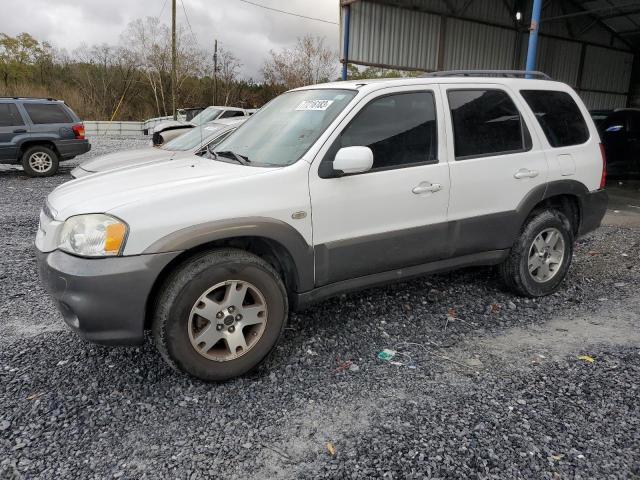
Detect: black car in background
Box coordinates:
(0, 97, 90, 177)
(592, 108, 640, 178)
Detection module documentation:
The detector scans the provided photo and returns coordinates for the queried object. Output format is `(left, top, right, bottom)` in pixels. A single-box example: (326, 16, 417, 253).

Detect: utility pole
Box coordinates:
(212, 39, 218, 106)
(171, 0, 177, 120)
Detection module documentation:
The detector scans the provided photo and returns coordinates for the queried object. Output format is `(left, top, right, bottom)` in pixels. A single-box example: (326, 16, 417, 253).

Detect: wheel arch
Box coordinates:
(19, 139, 60, 158)
(142, 218, 314, 329)
(517, 180, 589, 237)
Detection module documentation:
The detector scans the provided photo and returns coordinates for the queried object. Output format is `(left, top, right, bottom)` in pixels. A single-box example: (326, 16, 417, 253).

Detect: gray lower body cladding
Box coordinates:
(36, 249, 180, 345)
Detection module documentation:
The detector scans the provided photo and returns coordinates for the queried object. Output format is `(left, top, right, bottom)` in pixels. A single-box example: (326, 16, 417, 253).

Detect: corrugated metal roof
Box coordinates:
(581, 45, 634, 93)
(347, 0, 440, 70)
(519, 35, 583, 87)
(443, 19, 516, 70)
(579, 90, 628, 109)
(342, 0, 636, 107)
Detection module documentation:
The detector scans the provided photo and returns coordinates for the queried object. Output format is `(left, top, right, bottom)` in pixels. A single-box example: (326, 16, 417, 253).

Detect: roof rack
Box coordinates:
(0, 96, 59, 101)
(422, 70, 552, 80)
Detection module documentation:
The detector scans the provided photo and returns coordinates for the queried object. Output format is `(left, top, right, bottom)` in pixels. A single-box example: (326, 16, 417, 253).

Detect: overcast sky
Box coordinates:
(0, 0, 340, 79)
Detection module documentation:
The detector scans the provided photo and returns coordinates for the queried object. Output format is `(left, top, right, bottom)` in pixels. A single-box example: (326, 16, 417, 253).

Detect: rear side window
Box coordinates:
(220, 110, 245, 118)
(338, 91, 438, 170)
(448, 89, 529, 159)
(23, 103, 73, 124)
(520, 90, 589, 147)
(0, 103, 24, 126)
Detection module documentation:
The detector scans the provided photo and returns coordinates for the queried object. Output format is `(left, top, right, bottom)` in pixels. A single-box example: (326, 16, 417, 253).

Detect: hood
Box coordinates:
(153, 120, 192, 132)
(48, 155, 271, 219)
(78, 147, 175, 173)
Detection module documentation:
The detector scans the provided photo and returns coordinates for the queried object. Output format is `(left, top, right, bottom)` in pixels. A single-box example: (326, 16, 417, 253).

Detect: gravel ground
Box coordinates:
(1, 136, 639, 479)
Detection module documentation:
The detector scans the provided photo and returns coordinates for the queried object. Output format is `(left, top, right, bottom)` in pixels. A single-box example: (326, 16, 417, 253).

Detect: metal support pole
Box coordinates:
(213, 39, 218, 106)
(341, 4, 350, 81)
(525, 0, 543, 78)
(171, 0, 177, 120)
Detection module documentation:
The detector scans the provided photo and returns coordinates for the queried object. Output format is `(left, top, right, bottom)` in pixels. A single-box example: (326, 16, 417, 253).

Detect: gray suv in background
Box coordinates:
(0, 97, 91, 177)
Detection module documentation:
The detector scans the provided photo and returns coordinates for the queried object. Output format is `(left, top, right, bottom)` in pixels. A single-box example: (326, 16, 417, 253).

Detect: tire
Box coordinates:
(500, 209, 574, 297)
(152, 248, 288, 382)
(21, 145, 59, 177)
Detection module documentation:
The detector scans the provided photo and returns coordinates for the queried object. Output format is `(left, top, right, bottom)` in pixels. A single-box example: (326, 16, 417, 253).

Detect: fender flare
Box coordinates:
(515, 179, 591, 232)
(143, 217, 315, 292)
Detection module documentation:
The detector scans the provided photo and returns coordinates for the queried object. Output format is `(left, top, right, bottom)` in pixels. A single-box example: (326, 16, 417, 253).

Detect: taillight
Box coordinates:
(599, 143, 607, 189)
(72, 124, 85, 140)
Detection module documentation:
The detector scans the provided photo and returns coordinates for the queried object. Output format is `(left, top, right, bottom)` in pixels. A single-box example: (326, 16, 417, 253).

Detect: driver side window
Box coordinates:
(324, 91, 438, 174)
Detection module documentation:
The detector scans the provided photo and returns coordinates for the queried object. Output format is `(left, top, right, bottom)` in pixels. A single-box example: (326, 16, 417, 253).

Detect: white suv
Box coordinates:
(36, 71, 608, 381)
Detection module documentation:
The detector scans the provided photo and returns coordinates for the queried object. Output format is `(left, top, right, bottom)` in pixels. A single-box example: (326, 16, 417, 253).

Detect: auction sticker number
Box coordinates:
(296, 100, 334, 111)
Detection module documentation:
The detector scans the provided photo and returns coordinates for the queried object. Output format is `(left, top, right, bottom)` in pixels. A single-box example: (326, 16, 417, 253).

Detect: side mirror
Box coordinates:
(333, 146, 373, 175)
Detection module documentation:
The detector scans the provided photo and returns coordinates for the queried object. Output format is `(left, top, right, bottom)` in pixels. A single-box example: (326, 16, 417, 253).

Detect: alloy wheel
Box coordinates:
(28, 152, 53, 173)
(188, 280, 268, 361)
(527, 227, 565, 283)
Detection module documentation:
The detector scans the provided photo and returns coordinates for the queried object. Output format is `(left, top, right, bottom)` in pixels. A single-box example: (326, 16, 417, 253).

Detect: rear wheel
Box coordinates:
(21, 145, 59, 177)
(152, 249, 288, 382)
(500, 209, 574, 297)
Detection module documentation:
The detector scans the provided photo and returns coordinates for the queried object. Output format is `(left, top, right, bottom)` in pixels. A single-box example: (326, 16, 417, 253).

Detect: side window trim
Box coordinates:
(446, 87, 533, 161)
(319, 89, 440, 177)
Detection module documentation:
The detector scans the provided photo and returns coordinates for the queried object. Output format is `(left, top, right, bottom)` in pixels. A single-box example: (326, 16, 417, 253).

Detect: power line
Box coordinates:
(236, 0, 338, 25)
(158, 0, 169, 20)
(180, 0, 196, 38)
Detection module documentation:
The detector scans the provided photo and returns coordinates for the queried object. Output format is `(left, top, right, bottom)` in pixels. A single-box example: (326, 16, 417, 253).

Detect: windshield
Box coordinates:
(190, 107, 223, 126)
(161, 124, 227, 151)
(212, 89, 357, 166)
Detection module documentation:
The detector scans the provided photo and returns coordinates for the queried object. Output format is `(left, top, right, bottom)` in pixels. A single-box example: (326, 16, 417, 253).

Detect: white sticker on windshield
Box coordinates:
(204, 126, 220, 131)
(296, 100, 334, 111)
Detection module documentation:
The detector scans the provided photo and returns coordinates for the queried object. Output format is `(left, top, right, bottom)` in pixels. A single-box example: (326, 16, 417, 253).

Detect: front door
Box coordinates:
(309, 87, 451, 286)
(0, 103, 27, 161)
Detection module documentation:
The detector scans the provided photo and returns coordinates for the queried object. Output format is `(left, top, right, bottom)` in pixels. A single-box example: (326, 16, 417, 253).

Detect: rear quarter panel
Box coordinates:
(515, 84, 603, 193)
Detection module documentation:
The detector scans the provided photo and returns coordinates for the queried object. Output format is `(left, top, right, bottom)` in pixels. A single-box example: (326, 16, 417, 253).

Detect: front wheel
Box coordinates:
(152, 249, 288, 382)
(500, 209, 574, 297)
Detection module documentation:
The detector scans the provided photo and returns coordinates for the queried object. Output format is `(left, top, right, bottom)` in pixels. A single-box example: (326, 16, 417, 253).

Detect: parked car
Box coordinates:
(0, 97, 90, 177)
(150, 106, 249, 146)
(36, 72, 607, 381)
(589, 109, 613, 133)
(597, 108, 640, 178)
(71, 117, 246, 178)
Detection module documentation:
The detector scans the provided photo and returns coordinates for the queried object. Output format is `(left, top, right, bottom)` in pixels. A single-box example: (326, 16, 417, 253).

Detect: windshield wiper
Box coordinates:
(214, 150, 251, 165)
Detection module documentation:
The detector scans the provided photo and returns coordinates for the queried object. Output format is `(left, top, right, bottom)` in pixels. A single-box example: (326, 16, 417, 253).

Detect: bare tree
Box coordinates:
(208, 47, 242, 105)
(262, 35, 337, 91)
(122, 17, 200, 116)
(71, 43, 140, 120)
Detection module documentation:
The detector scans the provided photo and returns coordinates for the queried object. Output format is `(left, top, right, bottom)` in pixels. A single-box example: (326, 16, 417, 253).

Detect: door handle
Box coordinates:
(13, 128, 27, 133)
(412, 182, 442, 194)
(514, 168, 539, 179)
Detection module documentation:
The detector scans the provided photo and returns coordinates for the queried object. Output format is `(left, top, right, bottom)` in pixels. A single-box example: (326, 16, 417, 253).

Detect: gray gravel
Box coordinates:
(1, 136, 639, 479)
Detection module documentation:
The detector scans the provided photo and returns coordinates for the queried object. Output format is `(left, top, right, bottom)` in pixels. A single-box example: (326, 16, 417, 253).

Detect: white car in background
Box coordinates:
(71, 117, 246, 178)
(150, 106, 249, 145)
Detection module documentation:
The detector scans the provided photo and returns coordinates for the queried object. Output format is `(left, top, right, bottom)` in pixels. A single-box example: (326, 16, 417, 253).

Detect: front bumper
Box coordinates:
(69, 166, 93, 179)
(37, 249, 180, 345)
(578, 189, 608, 236)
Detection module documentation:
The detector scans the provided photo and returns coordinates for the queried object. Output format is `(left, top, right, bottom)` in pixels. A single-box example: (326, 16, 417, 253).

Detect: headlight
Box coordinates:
(58, 214, 128, 257)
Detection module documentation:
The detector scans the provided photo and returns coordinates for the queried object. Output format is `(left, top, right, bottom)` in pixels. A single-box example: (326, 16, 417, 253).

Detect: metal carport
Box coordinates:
(339, 0, 640, 109)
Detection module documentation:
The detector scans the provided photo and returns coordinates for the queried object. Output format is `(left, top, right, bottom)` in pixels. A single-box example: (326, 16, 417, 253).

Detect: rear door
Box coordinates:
(0, 102, 27, 161)
(441, 84, 549, 256)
